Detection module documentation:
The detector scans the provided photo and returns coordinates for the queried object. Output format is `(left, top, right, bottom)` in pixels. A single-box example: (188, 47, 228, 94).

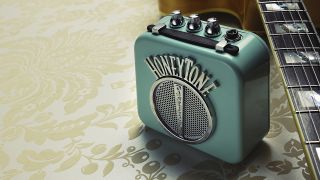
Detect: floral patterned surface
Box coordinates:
(0, 0, 311, 179)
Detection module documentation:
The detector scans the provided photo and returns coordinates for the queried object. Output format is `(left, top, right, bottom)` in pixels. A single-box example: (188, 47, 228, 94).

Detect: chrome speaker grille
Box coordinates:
(151, 77, 214, 143)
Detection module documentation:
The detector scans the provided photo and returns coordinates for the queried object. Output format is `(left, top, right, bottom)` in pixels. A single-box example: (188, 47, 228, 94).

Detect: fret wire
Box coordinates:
(261, 10, 306, 13)
(287, 85, 320, 88)
(285, 0, 320, 175)
(280, 65, 320, 68)
(274, 47, 320, 50)
(258, 1, 301, 4)
(306, 140, 320, 144)
(258, 0, 320, 175)
(296, 110, 320, 113)
(269, 33, 316, 36)
(265, 20, 309, 24)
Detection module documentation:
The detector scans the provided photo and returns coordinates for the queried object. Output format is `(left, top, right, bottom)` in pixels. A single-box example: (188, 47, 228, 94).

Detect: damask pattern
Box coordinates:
(0, 0, 310, 179)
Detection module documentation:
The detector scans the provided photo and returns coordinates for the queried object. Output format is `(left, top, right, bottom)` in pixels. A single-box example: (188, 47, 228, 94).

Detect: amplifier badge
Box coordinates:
(146, 54, 217, 143)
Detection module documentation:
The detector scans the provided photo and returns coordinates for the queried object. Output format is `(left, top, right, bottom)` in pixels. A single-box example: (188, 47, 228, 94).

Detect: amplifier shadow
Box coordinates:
(138, 126, 271, 179)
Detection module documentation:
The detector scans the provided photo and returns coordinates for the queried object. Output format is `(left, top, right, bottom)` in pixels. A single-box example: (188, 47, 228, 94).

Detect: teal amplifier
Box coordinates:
(134, 11, 270, 163)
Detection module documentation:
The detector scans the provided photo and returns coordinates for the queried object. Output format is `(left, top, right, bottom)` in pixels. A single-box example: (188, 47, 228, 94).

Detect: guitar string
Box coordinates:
(296, 0, 320, 144)
(299, 0, 320, 134)
(294, 1, 320, 106)
(287, 2, 320, 174)
(289, 1, 320, 167)
(297, 0, 320, 174)
(275, 0, 320, 174)
(264, 0, 320, 174)
(286, 1, 320, 143)
(276, 0, 320, 174)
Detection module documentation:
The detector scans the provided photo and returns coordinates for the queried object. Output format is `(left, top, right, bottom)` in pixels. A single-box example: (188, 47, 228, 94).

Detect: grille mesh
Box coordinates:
(154, 81, 179, 135)
(184, 87, 209, 140)
(153, 79, 211, 142)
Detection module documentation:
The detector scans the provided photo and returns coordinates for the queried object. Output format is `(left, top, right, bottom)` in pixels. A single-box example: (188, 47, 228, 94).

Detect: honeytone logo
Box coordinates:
(145, 54, 219, 96)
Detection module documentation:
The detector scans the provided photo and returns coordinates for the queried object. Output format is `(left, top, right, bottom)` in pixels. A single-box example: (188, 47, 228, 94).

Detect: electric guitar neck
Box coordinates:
(256, 0, 320, 179)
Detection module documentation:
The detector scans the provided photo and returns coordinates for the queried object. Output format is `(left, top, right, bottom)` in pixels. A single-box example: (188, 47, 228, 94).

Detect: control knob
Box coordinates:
(170, 10, 184, 28)
(204, 17, 221, 37)
(187, 14, 202, 32)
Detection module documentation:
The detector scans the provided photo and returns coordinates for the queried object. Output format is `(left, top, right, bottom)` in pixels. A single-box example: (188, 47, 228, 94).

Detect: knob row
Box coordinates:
(170, 10, 221, 37)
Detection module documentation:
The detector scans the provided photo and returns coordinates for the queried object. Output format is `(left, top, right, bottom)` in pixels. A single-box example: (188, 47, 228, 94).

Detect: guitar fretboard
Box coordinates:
(257, 0, 320, 179)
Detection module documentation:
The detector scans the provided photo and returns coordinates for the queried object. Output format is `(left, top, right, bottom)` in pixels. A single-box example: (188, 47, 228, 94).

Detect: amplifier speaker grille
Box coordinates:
(151, 77, 213, 143)
(154, 80, 179, 133)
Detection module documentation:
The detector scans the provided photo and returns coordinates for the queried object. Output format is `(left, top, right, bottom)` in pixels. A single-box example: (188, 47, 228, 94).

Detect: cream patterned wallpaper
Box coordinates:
(0, 0, 311, 179)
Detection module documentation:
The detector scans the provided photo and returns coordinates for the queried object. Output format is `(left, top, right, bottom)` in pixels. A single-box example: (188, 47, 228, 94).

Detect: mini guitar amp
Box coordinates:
(134, 11, 270, 163)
